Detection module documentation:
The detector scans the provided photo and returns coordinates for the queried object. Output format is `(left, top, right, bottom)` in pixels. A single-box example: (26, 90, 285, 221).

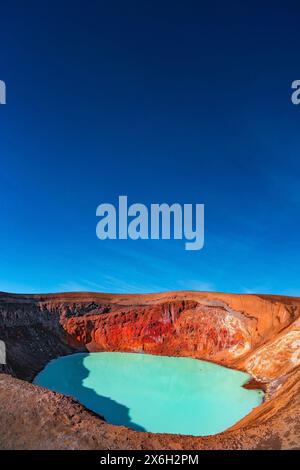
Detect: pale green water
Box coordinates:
(34, 352, 263, 436)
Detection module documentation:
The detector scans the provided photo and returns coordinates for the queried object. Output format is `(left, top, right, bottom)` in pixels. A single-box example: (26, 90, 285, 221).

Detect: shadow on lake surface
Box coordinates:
(35, 352, 146, 432)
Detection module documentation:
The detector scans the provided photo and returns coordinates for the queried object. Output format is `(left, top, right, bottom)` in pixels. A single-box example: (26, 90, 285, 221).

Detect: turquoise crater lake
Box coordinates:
(34, 352, 263, 436)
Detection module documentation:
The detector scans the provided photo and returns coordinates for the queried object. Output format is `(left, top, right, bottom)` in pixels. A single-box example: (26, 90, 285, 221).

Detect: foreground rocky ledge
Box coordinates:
(0, 290, 299, 449)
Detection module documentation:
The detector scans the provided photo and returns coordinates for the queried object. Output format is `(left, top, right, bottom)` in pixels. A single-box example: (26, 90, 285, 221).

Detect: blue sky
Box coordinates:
(1, 1, 300, 295)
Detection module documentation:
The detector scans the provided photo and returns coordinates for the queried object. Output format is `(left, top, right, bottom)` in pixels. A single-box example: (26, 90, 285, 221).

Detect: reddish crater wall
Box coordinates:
(1, 290, 300, 381)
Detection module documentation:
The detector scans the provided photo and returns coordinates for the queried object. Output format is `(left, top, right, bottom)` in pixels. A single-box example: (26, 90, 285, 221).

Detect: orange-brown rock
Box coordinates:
(0, 290, 299, 449)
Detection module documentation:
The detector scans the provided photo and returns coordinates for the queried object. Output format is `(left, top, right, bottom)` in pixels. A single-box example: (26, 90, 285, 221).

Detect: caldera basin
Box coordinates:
(34, 352, 263, 436)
